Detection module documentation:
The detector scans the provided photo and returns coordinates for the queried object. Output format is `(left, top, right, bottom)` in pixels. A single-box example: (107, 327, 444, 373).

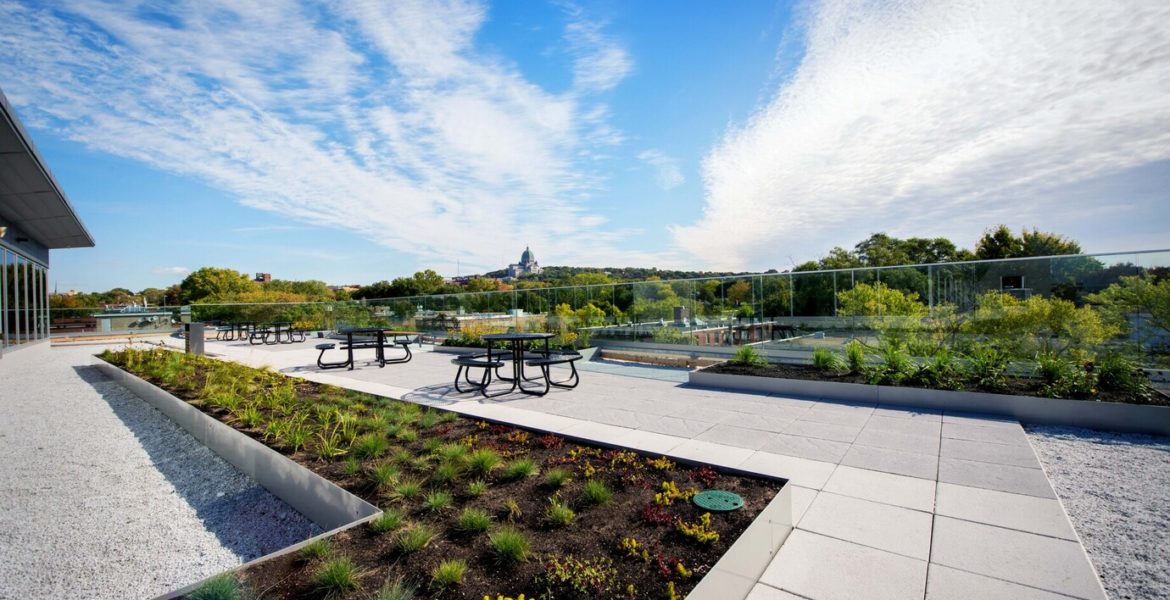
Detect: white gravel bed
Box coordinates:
(0, 344, 321, 600)
(1026, 425, 1170, 600)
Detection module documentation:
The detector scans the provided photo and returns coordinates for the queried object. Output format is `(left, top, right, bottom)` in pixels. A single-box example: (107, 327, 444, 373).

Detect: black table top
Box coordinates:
(339, 327, 387, 335)
(482, 333, 555, 341)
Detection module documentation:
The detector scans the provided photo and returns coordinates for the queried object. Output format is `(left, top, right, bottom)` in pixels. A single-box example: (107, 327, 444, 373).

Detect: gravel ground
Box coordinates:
(1027, 425, 1170, 600)
(0, 344, 321, 600)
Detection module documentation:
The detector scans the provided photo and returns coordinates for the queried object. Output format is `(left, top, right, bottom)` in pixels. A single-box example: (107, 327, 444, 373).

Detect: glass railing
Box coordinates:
(48, 305, 182, 337)
(184, 249, 1170, 366)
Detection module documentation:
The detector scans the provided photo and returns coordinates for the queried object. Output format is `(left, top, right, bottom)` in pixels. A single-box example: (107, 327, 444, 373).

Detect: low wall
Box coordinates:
(690, 367, 1170, 437)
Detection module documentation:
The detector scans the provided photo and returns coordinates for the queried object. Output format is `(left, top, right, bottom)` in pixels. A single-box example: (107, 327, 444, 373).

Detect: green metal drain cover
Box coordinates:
(693, 490, 744, 512)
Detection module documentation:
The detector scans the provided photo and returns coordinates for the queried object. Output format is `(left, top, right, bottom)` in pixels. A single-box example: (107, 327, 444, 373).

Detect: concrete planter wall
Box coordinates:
(691, 366, 1170, 437)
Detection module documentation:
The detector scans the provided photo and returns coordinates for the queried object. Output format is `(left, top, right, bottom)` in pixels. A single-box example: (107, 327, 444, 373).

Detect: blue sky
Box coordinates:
(1, 0, 1167, 293)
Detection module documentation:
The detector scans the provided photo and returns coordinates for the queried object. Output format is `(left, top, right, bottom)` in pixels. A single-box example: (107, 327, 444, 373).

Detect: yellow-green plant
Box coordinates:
(676, 512, 720, 544)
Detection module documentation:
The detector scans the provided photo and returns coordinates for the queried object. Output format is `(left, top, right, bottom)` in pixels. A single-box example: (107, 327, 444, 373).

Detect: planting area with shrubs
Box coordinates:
(100, 347, 781, 599)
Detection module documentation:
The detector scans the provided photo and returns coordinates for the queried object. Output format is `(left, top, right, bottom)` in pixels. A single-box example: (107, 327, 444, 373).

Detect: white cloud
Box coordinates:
(152, 266, 190, 276)
(637, 149, 685, 191)
(0, 0, 635, 274)
(672, 0, 1170, 270)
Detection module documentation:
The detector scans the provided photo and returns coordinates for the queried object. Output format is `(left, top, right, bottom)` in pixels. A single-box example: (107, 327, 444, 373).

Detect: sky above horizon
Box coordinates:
(1, 0, 1167, 293)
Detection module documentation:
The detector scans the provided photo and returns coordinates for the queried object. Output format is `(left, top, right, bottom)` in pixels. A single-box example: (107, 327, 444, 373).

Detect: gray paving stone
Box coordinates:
(760, 530, 928, 600)
(670, 439, 756, 467)
(934, 483, 1076, 540)
(942, 412, 1021, 428)
(746, 583, 805, 599)
(799, 404, 873, 427)
(695, 424, 778, 450)
(610, 429, 684, 455)
(853, 428, 941, 455)
(873, 405, 943, 421)
(841, 444, 939, 480)
(863, 414, 942, 437)
(784, 419, 861, 443)
(737, 451, 837, 490)
(823, 464, 936, 512)
(720, 411, 799, 433)
(938, 458, 1055, 498)
(930, 517, 1106, 599)
(640, 415, 717, 437)
(942, 422, 1030, 446)
(760, 432, 851, 463)
(940, 437, 1042, 469)
(799, 492, 934, 559)
(926, 564, 1080, 599)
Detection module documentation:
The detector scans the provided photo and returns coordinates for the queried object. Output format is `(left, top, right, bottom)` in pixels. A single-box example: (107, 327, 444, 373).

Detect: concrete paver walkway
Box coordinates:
(182, 338, 1108, 600)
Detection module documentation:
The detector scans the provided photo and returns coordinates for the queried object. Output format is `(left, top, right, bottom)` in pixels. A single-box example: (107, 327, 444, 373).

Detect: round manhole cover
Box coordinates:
(693, 490, 744, 512)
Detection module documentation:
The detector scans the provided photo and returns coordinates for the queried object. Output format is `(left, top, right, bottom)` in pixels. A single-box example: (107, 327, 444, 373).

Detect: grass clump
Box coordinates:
(342, 457, 362, 477)
(845, 339, 866, 373)
(423, 490, 453, 513)
(432, 461, 461, 485)
(582, 479, 613, 506)
(369, 508, 405, 534)
(468, 448, 503, 476)
(394, 478, 424, 500)
(298, 538, 331, 562)
(545, 499, 576, 527)
(430, 559, 467, 588)
(502, 457, 538, 481)
(811, 348, 846, 371)
(315, 555, 362, 596)
(188, 574, 244, 600)
(467, 479, 488, 498)
(543, 467, 572, 489)
(730, 345, 768, 368)
(352, 434, 390, 459)
(374, 578, 416, 600)
(455, 507, 493, 533)
(435, 442, 468, 462)
(397, 524, 438, 554)
(488, 526, 531, 564)
(369, 462, 399, 489)
(502, 497, 523, 522)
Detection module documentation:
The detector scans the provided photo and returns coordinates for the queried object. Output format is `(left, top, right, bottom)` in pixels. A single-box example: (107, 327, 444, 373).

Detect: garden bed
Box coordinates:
(101, 348, 782, 599)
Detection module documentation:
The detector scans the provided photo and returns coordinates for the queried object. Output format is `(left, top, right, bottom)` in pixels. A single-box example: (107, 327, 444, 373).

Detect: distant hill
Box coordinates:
(481, 265, 767, 282)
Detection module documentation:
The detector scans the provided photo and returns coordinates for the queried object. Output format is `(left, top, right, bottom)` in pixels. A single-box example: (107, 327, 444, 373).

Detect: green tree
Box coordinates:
(179, 268, 257, 303)
(976, 226, 1081, 259)
(963, 291, 1119, 357)
(1087, 274, 1170, 350)
(837, 282, 928, 317)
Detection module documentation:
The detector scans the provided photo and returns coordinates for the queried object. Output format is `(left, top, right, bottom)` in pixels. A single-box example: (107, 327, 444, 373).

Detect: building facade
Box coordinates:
(0, 88, 94, 354)
(505, 246, 542, 280)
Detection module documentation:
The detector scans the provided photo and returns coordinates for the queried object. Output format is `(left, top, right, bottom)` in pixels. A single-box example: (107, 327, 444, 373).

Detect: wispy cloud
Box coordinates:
(0, 0, 637, 273)
(672, 0, 1170, 269)
(152, 266, 189, 276)
(637, 149, 685, 191)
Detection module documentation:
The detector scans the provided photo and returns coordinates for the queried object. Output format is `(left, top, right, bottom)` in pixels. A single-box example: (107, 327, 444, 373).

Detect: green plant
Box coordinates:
(676, 512, 720, 544)
(546, 499, 576, 527)
(729, 345, 768, 368)
(315, 555, 363, 596)
(397, 524, 438, 553)
(1036, 354, 1097, 399)
(909, 350, 964, 390)
(540, 554, 618, 595)
(469, 448, 503, 476)
(369, 462, 399, 489)
(374, 578, 416, 600)
(423, 490, 452, 513)
(966, 344, 1010, 392)
(417, 410, 440, 429)
(455, 507, 493, 533)
(299, 538, 331, 562)
(1096, 353, 1154, 402)
(342, 456, 361, 477)
(502, 458, 539, 481)
(422, 438, 442, 454)
(502, 497, 523, 522)
(435, 442, 469, 463)
(811, 348, 846, 371)
(394, 478, 424, 500)
(395, 428, 418, 443)
(285, 426, 312, 453)
(315, 426, 348, 460)
(543, 467, 573, 489)
(581, 479, 613, 506)
(489, 526, 531, 564)
(369, 509, 405, 534)
(467, 479, 488, 498)
(430, 559, 467, 588)
(188, 574, 244, 600)
(864, 339, 914, 385)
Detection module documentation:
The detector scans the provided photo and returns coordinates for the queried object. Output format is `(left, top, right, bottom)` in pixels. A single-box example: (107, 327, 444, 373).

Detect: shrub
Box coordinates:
(423, 490, 452, 513)
(430, 559, 467, 588)
(546, 500, 576, 527)
(908, 350, 964, 390)
(468, 448, 503, 476)
(1096, 353, 1155, 402)
(1036, 355, 1097, 399)
(369, 509, 405, 534)
(315, 556, 362, 596)
(489, 526, 531, 564)
(966, 345, 1010, 392)
(502, 458, 539, 481)
(397, 525, 438, 553)
(729, 345, 768, 368)
(582, 480, 613, 506)
(865, 340, 915, 385)
(455, 507, 493, 533)
(543, 467, 573, 489)
(467, 479, 488, 498)
(811, 348, 846, 371)
(299, 538, 331, 562)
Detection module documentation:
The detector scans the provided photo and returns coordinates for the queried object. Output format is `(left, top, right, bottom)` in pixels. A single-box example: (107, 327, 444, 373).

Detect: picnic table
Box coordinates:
(316, 328, 418, 370)
(451, 332, 582, 397)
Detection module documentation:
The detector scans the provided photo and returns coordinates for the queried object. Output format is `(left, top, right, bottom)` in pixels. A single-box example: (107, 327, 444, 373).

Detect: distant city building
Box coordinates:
(446, 275, 477, 285)
(255, 272, 272, 283)
(505, 246, 542, 280)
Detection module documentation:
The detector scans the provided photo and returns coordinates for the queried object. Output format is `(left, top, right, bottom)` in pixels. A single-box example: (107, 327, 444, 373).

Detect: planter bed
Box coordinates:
(694, 363, 1170, 436)
(101, 348, 783, 599)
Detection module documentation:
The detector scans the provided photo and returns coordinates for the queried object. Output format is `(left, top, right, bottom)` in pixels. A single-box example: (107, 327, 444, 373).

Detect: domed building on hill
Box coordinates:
(506, 246, 542, 279)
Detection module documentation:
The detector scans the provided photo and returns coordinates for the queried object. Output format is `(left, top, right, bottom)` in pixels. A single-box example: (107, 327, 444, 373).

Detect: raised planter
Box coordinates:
(690, 364, 1170, 437)
(91, 357, 382, 598)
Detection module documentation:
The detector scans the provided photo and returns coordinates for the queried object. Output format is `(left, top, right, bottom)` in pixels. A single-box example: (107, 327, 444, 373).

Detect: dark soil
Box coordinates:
(108, 352, 782, 599)
(708, 363, 1170, 406)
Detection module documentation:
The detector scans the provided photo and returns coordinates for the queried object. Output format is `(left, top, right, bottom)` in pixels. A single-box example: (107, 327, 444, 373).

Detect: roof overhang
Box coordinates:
(0, 87, 95, 250)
